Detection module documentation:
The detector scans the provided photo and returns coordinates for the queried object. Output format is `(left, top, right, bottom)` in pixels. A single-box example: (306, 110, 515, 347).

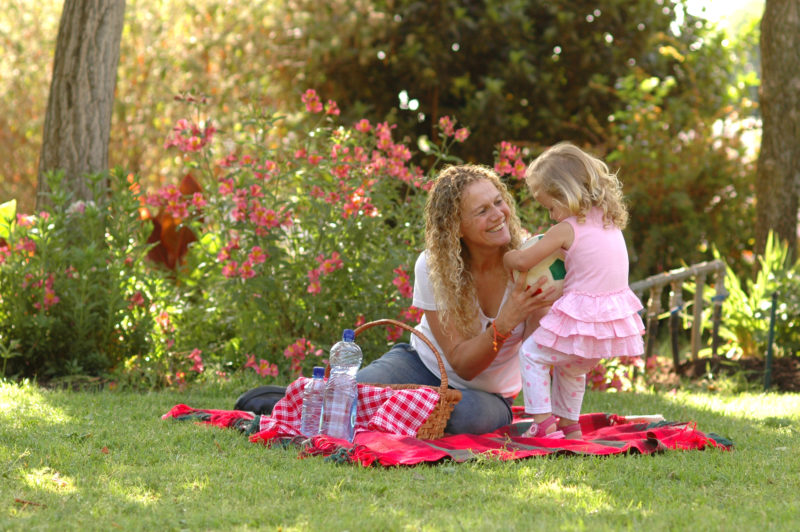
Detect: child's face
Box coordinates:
(534, 191, 570, 222)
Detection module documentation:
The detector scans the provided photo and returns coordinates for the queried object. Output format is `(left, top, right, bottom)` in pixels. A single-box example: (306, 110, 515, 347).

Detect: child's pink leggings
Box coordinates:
(519, 342, 600, 420)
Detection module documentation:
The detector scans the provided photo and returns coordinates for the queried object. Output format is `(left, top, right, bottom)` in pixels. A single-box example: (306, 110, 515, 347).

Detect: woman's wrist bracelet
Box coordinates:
(490, 321, 512, 353)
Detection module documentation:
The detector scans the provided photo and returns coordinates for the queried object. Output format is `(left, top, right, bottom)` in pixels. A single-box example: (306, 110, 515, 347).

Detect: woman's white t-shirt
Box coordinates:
(411, 251, 523, 398)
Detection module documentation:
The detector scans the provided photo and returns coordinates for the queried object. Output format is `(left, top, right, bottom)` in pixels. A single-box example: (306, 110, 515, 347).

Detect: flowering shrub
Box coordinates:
(587, 356, 646, 392)
(0, 90, 643, 394)
(148, 91, 475, 380)
(0, 170, 170, 379)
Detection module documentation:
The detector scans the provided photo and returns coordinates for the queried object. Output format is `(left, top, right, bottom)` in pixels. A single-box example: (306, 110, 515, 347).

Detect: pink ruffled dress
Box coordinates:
(531, 207, 645, 358)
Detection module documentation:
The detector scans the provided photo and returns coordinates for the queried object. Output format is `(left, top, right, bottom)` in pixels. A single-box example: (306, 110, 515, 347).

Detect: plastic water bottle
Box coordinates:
(319, 329, 363, 442)
(299, 366, 326, 437)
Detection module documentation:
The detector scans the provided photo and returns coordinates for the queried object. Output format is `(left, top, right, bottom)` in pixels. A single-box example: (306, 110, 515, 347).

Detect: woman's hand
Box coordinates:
(427, 272, 555, 381)
(493, 271, 555, 336)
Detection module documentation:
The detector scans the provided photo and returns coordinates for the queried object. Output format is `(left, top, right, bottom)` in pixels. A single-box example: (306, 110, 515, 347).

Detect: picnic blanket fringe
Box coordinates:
(163, 404, 733, 466)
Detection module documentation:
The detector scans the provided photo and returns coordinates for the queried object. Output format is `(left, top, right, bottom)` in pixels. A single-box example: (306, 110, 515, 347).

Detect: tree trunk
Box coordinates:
(755, 0, 800, 261)
(36, 0, 126, 208)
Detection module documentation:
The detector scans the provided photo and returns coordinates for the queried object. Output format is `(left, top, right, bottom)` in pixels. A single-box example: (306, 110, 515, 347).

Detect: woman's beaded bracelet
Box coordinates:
(490, 321, 512, 353)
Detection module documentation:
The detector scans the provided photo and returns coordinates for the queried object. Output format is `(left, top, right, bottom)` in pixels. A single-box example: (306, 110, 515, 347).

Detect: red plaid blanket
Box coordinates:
(163, 400, 733, 467)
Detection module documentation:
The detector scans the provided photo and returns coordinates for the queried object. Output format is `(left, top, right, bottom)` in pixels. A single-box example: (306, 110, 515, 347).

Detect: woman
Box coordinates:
(357, 164, 554, 434)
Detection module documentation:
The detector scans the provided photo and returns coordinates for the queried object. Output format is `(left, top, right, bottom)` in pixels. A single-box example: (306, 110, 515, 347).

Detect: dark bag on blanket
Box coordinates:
(234, 385, 287, 415)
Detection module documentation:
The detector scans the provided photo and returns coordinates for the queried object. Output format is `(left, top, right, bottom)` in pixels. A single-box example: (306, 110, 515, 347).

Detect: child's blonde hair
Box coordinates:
(525, 142, 629, 228)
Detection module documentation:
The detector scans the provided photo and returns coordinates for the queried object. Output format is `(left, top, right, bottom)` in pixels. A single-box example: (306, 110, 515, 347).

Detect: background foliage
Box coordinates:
(0, 170, 166, 380)
(1, 0, 760, 276)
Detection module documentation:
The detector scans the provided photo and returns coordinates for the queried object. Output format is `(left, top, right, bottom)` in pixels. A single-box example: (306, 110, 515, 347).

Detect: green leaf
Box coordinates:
(0, 199, 16, 241)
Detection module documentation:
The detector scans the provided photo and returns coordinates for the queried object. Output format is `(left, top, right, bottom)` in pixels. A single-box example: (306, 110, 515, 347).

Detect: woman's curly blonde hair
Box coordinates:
(526, 142, 629, 228)
(424, 164, 524, 336)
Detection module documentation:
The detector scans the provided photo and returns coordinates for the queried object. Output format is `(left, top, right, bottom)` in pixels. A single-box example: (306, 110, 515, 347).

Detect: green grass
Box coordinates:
(2, 379, 799, 532)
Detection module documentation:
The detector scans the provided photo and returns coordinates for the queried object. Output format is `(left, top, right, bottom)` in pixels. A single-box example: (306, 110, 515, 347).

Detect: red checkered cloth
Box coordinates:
(162, 404, 734, 467)
(257, 377, 440, 439)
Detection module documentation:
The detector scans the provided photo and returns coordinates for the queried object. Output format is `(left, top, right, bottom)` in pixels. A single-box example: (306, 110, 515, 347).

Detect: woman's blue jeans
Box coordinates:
(356, 343, 513, 435)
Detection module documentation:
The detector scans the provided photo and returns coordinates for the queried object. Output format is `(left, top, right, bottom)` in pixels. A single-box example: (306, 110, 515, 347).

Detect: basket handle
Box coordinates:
(354, 318, 450, 390)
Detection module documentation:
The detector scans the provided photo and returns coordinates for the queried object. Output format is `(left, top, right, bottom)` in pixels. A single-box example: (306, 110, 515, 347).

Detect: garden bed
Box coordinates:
(680, 356, 800, 392)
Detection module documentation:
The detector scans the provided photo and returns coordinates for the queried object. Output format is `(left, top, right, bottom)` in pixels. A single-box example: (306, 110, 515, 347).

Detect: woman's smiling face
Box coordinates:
(458, 179, 511, 249)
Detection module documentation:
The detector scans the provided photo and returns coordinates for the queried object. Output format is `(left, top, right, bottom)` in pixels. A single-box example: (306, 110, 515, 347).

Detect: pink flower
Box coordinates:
(401, 305, 424, 323)
(128, 291, 145, 310)
(302, 89, 323, 113)
(191, 192, 206, 209)
(386, 326, 404, 343)
(256, 209, 280, 229)
(248, 246, 267, 265)
(333, 165, 350, 179)
(392, 266, 413, 298)
(376, 136, 393, 152)
(499, 141, 521, 159)
(156, 311, 174, 334)
(325, 99, 340, 116)
(164, 118, 215, 152)
(438, 116, 455, 137)
(172, 371, 187, 388)
(217, 153, 238, 168)
(17, 213, 36, 227)
(307, 280, 321, 294)
(244, 354, 258, 370)
(41, 287, 60, 310)
(15, 237, 36, 256)
(375, 122, 395, 141)
(187, 349, 204, 373)
(256, 360, 278, 378)
(239, 260, 256, 279)
(222, 261, 239, 278)
(249, 184, 264, 198)
(342, 201, 358, 219)
(322, 255, 342, 274)
(354, 119, 371, 133)
(494, 159, 513, 175)
(283, 338, 318, 365)
(454, 128, 470, 142)
(330, 144, 349, 161)
(218, 178, 234, 196)
(511, 159, 526, 180)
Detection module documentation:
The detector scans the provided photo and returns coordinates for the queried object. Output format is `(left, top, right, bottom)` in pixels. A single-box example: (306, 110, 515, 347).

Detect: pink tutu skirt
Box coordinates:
(532, 288, 645, 358)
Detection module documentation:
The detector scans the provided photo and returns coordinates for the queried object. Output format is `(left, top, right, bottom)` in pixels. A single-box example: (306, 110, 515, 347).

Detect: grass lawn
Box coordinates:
(2, 378, 799, 531)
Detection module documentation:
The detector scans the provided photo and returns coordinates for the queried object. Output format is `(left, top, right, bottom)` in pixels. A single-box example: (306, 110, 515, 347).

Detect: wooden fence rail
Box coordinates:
(630, 260, 728, 371)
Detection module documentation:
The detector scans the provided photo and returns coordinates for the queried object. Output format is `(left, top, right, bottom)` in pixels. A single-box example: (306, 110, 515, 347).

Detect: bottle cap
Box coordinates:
(312, 366, 325, 378)
(342, 329, 355, 342)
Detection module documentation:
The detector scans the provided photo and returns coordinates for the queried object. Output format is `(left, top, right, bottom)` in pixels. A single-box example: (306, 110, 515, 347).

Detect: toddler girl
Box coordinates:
(503, 142, 645, 439)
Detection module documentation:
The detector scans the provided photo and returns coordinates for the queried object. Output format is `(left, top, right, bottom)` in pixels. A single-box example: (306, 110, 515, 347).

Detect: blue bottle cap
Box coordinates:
(312, 366, 325, 378)
(342, 329, 355, 342)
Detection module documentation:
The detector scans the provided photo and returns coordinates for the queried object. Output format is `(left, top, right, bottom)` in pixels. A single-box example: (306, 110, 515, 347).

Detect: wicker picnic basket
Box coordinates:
(353, 318, 462, 440)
